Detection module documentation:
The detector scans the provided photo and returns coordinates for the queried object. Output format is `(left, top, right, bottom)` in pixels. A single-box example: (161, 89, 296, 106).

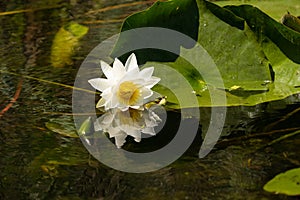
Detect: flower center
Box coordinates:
(117, 81, 141, 106)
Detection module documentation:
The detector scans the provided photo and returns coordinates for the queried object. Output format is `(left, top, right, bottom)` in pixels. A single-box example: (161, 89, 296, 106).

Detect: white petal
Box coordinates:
(94, 112, 114, 130)
(114, 133, 127, 148)
(135, 98, 145, 106)
(88, 78, 111, 92)
(126, 129, 141, 141)
(100, 61, 113, 79)
(93, 120, 103, 131)
(112, 58, 126, 78)
(130, 105, 143, 110)
(108, 127, 123, 138)
(132, 77, 160, 89)
(120, 71, 141, 83)
(101, 89, 112, 99)
(125, 53, 139, 72)
(120, 106, 130, 111)
(142, 127, 156, 135)
(144, 76, 161, 88)
(141, 87, 153, 99)
(134, 137, 141, 143)
(101, 113, 115, 125)
(100, 90, 114, 110)
(108, 94, 121, 109)
(149, 111, 162, 123)
(96, 98, 106, 108)
(139, 67, 154, 79)
(101, 88, 112, 99)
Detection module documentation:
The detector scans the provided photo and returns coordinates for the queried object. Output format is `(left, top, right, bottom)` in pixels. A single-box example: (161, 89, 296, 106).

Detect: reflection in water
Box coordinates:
(93, 107, 162, 148)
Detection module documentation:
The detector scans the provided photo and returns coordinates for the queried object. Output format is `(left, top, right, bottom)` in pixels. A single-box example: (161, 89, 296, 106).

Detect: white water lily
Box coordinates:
(94, 108, 162, 148)
(88, 53, 160, 111)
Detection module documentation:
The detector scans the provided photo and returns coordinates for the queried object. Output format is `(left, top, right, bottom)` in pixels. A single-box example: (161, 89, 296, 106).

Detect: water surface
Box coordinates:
(1, 0, 300, 199)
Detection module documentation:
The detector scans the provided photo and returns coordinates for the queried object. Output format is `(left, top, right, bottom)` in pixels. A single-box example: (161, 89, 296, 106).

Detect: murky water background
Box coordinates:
(1, 0, 300, 199)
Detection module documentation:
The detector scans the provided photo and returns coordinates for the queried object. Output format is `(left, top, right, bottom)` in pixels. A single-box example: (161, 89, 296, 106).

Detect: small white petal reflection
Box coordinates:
(94, 108, 162, 148)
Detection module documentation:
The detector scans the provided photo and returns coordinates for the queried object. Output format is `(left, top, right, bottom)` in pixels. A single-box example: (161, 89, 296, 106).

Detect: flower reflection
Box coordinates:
(94, 107, 162, 148)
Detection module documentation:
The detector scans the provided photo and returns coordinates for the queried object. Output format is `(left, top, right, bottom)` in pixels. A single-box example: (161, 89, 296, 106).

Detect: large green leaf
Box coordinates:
(144, 0, 272, 107)
(112, 0, 300, 108)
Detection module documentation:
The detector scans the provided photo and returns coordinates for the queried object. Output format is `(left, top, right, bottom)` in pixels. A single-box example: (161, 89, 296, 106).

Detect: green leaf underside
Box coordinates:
(263, 168, 300, 196)
(225, 4, 300, 64)
(113, 0, 300, 108)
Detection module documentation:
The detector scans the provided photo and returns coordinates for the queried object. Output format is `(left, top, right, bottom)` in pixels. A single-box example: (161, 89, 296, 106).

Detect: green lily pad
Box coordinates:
(264, 168, 300, 196)
(51, 22, 88, 68)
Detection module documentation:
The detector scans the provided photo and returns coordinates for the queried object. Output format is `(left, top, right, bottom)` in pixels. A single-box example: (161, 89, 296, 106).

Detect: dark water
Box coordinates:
(1, 0, 300, 199)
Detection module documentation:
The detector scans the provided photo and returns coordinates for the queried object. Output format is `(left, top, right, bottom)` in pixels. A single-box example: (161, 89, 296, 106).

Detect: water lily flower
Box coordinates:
(88, 53, 160, 111)
(94, 108, 162, 148)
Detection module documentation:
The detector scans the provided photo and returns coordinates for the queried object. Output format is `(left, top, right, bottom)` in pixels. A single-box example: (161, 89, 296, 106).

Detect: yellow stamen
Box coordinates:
(117, 81, 141, 105)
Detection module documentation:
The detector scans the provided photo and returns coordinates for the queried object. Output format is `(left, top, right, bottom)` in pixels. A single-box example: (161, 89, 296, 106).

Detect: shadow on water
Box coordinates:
(0, 0, 300, 199)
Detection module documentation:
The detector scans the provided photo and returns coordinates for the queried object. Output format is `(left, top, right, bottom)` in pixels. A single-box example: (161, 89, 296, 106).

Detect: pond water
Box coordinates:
(1, 0, 300, 199)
